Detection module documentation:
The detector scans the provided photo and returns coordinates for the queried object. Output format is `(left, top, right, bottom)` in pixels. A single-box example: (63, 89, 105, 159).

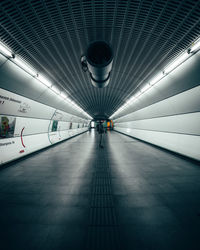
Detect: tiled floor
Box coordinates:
(0, 130, 199, 250)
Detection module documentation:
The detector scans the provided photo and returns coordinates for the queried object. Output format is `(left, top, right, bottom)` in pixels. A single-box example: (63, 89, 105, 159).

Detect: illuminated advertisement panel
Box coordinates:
(0, 115, 16, 139)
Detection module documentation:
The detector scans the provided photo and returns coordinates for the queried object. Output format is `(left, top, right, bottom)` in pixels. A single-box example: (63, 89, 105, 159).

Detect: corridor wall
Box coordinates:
(0, 52, 90, 165)
(0, 88, 89, 165)
(113, 51, 200, 161)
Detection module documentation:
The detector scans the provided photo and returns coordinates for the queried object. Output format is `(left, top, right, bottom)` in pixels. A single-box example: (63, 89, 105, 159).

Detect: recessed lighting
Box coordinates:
(51, 85, 60, 94)
(37, 75, 52, 87)
(164, 52, 189, 74)
(0, 42, 12, 57)
(13, 57, 36, 76)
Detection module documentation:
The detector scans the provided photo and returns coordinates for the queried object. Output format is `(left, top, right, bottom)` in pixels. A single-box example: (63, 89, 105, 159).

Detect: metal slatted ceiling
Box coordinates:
(0, 0, 200, 119)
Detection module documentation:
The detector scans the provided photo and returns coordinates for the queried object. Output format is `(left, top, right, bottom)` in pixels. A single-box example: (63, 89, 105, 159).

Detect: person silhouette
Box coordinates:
(98, 122, 104, 148)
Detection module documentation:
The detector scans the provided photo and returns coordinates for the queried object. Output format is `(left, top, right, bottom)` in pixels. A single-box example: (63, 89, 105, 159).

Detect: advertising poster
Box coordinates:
(0, 116, 16, 139)
(0, 88, 55, 120)
(51, 120, 58, 132)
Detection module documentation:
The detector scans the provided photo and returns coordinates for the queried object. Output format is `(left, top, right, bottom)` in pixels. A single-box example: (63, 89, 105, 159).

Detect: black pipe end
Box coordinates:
(86, 41, 113, 67)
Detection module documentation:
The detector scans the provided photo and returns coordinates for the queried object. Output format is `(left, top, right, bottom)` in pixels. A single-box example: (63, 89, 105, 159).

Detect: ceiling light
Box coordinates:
(0, 42, 12, 57)
(190, 39, 200, 53)
(134, 91, 142, 98)
(51, 85, 60, 94)
(37, 75, 52, 87)
(140, 84, 151, 93)
(64, 98, 70, 103)
(149, 72, 164, 85)
(164, 52, 189, 74)
(13, 57, 37, 76)
(74, 104, 79, 109)
(110, 36, 200, 120)
(126, 96, 136, 106)
(60, 92, 67, 99)
(70, 101, 75, 106)
(57, 95, 64, 100)
(65, 98, 73, 105)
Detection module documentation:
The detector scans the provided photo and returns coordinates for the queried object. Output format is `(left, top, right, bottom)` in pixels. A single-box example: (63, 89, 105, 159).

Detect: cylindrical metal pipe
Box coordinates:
(86, 41, 113, 88)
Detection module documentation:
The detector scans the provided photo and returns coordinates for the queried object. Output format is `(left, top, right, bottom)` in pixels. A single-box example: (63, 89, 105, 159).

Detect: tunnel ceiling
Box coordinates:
(0, 0, 200, 119)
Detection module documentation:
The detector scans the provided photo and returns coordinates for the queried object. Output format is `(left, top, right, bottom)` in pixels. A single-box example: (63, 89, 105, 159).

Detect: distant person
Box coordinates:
(88, 124, 91, 132)
(97, 122, 104, 148)
(96, 123, 99, 133)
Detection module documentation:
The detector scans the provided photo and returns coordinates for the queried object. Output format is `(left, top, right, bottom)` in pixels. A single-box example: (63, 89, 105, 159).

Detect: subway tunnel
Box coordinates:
(0, 1, 200, 249)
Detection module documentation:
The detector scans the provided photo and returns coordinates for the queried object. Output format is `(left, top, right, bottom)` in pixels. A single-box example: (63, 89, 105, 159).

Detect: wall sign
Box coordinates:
(0, 116, 16, 139)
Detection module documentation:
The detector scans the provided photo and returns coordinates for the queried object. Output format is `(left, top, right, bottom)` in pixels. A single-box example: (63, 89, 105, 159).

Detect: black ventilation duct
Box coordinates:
(82, 41, 113, 88)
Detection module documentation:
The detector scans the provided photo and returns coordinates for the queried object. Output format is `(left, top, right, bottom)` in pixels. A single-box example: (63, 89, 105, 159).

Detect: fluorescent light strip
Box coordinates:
(65, 98, 71, 104)
(140, 84, 151, 93)
(149, 72, 164, 85)
(13, 56, 37, 76)
(63, 97, 91, 119)
(37, 75, 52, 87)
(110, 36, 200, 119)
(0, 42, 12, 57)
(134, 91, 142, 98)
(164, 52, 189, 74)
(0, 41, 92, 120)
(51, 85, 60, 94)
(190, 39, 200, 53)
(60, 92, 67, 99)
(126, 96, 137, 106)
(57, 94, 64, 101)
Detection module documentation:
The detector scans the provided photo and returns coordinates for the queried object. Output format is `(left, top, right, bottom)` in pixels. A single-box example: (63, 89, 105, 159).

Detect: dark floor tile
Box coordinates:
(0, 205, 40, 224)
(170, 205, 200, 226)
(43, 194, 90, 207)
(160, 192, 200, 206)
(42, 225, 87, 250)
(86, 226, 121, 250)
(0, 224, 49, 250)
(116, 206, 179, 226)
(36, 206, 89, 225)
(0, 131, 200, 250)
(119, 224, 199, 250)
(115, 193, 163, 208)
(0, 193, 47, 206)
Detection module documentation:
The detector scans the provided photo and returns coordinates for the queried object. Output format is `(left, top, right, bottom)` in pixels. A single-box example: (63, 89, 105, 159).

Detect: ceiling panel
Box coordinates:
(0, 0, 200, 119)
